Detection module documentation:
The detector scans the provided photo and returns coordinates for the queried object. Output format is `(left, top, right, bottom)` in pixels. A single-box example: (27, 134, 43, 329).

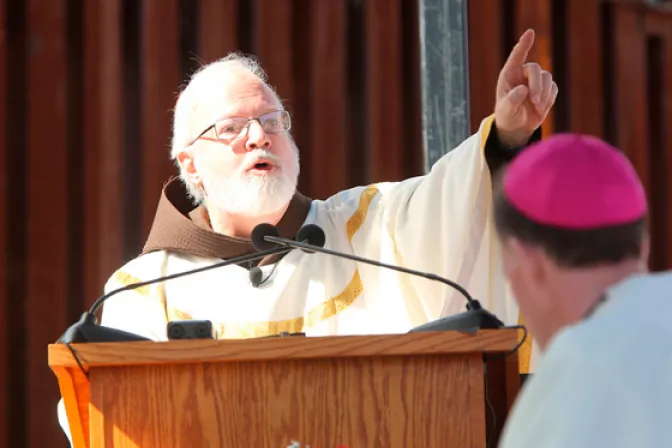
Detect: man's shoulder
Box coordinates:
(323, 183, 382, 205)
(104, 250, 172, 290)
(542, 322, 611, 368)
(319, 180, 415, 214)
(312, 184, 380, 218)
(538, 316, 639, 388)
(555, 274, 672, 365)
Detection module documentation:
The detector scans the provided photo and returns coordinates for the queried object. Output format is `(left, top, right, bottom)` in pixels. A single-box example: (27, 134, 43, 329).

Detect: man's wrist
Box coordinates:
(496, 128, 533, 149)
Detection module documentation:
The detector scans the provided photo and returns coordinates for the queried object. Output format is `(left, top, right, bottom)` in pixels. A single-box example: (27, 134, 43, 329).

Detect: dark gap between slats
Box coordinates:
(601, 3, 616, 146)
(401, 0, 423, 178)
(179, 0, 200, 79)
(238, 0, 254, 55)
(550, 0, 568, 132)
(646, 36, 667, 272)
(66, 0, 85, 322)
(5, 0, 27, 445)
(290, 0, 313, 194)
(347, 0, 367, 186)
(502, 0, 516, 65)
(122, 0, 142, 262)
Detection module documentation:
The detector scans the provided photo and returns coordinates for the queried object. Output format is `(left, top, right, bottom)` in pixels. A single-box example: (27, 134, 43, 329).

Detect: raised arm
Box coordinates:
(348, 29, 557, 340)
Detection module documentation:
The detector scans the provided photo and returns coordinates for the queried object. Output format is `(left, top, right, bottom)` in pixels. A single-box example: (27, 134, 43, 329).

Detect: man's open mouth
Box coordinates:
(247, 160, 276, 173)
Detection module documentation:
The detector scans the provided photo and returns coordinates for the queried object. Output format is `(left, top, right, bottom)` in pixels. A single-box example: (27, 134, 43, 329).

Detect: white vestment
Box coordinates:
(499, 271, 672, 448)
(58, 115, 530, 445)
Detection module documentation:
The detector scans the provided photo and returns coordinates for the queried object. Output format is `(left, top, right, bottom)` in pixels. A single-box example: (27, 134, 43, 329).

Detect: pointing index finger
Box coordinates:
(503, 29, 535, 72)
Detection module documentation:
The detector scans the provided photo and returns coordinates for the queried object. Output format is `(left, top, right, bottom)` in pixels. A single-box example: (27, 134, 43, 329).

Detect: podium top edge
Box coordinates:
(48, 329, 521, 369)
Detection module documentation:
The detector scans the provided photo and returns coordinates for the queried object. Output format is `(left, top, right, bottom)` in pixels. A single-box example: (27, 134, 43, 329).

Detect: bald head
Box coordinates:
(171, 53, 289, 204)
(172, 54, 282, 158)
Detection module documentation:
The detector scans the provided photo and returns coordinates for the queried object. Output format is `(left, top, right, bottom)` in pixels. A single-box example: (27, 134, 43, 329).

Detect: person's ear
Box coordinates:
(500, 236, 522, 277)
(506, 238, 531, 266)
(177, 150, 201, 188)
(509, 239, 548, 291)
(641, 234, 651, 263)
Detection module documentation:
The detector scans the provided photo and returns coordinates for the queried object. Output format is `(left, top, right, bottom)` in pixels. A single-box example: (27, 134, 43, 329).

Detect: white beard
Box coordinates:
(202, 148, 299, 218)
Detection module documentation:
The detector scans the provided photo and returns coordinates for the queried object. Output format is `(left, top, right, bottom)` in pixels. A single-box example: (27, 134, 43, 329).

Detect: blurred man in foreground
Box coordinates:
(495, 134, 672, 447)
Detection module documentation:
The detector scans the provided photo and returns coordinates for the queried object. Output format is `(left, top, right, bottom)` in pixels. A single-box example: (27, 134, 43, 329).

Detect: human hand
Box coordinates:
(494, 29, 558, 147)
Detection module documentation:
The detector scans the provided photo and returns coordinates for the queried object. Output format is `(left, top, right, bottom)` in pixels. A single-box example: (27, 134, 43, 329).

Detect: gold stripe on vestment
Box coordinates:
(114, 184, 381, 338)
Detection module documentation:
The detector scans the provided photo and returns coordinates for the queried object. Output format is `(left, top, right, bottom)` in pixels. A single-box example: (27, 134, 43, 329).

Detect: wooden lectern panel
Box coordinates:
(89, 354, 485, 447)
(49, 331, 521, 448)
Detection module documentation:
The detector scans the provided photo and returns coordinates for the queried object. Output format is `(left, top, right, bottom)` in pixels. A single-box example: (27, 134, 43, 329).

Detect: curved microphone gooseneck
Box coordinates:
(252, 223, 505, 332)
(58, 245, 293, 344)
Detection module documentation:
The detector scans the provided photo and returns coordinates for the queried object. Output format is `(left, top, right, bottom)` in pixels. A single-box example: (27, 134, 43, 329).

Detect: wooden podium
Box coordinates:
(49, 330, 521, 448)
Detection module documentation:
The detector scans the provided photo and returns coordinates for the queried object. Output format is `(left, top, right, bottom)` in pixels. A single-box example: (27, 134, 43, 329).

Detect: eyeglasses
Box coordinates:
(187, 110, 292, 146)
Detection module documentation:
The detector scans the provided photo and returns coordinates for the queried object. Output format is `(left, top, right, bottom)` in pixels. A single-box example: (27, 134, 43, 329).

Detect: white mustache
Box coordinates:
(244, 149, 282, 167)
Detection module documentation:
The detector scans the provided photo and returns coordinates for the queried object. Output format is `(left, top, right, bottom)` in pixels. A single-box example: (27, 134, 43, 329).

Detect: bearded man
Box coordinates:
(97, 29, 555, 341)
(58, 29, 556, 444)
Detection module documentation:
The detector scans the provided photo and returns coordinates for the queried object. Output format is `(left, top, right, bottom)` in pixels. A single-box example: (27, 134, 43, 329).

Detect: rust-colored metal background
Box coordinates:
(1, 0, 671, 446)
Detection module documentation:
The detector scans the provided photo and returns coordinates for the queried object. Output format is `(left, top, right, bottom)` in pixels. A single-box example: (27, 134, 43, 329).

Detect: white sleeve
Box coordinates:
(57, 398, 73, 447)
(351, 115, 518, 324)
(99, 253, 170, 341)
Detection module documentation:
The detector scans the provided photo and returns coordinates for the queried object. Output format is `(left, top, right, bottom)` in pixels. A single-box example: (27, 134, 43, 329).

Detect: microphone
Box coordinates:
(249, 262, 282, 287)
(58, 244, 293, 344)
(249, 224, 322, 287)
(252, 223, 504, 333)
(249, 267, 264, 287)
(251, 223, 326, 252)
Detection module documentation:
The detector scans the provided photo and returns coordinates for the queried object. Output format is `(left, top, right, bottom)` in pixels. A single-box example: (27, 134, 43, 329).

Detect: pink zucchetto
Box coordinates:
(502, 133, 647, 229)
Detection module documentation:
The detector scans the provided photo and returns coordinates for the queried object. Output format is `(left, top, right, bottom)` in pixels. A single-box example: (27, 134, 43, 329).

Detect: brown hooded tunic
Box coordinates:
(141, 176, 313, 268)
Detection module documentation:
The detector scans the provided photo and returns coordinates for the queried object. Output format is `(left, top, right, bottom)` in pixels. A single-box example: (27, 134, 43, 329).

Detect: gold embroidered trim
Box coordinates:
(346, 185, 380, 242)
(167, 184, 380, 338)
(158, 252, 170, 322)
(304, 269, 364, 327)
(111, 270, 169, 320)
(112, 271, 151, 298)
(480, 115, 534, 372)
(480, 114, 495, 154)
(517, 313, 532, 373)
(168, 308, 192, 321)
(214, 270, 364, 338)
(482, 115, 534, 372)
